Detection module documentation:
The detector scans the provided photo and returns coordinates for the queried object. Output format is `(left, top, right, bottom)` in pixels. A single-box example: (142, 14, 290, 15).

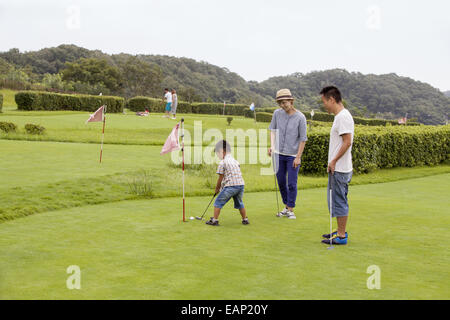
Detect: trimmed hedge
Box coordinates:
(0, 93, 3, 113)
(249, 108, 421, 126)
(301, 126, 450, 174)
(128, 96, 248, 115)
(190, 103, 248, 116)
(15, 91, 124, 113)
(0, 121, 17, 133)
(128, 96, 193, 114)
(255, 112, 273, 122)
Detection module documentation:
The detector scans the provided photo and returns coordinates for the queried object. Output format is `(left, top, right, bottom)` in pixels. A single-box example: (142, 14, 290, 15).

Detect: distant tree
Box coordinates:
(118, 56, 163, 98)
(61, 58, 124, 95)
(179, 87, 202, 102)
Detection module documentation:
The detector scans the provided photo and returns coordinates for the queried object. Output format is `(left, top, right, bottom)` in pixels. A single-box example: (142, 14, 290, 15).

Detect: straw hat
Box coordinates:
(276, 89, 294, 101)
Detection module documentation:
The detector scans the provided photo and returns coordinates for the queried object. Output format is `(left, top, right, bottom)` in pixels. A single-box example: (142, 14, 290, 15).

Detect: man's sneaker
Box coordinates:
(322, 231, 348, 239)
(276, 207, 289, 217)
(242, 218, 250, 225)
(205, 218, 219, 226)
(286, 211, 296, 219)
(321, 234, 348, 245)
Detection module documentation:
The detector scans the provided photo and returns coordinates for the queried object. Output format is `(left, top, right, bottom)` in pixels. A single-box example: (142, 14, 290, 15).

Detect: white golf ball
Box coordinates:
(190, 216, 194, 220)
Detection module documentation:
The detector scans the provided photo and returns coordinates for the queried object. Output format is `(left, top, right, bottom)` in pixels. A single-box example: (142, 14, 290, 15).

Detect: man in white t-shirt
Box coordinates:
(163, 88, 172, 118)
(320, 86, 354, 245)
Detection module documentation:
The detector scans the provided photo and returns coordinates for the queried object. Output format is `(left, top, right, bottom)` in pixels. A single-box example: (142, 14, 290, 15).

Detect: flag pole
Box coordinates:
(99, 105, 107, 163)
(181, 118, 186, 222)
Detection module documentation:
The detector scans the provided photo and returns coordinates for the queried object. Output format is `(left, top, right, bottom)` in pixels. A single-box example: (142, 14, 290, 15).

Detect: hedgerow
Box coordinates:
(15, 91, 124, 113)
(301, 126, 450, 174)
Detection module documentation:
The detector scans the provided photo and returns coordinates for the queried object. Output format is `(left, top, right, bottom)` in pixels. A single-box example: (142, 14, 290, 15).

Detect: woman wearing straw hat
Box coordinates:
(268, 89, 307, 219)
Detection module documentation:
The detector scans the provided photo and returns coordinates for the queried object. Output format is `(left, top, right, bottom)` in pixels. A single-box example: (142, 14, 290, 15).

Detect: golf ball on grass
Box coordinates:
(190, 216, 194, 220)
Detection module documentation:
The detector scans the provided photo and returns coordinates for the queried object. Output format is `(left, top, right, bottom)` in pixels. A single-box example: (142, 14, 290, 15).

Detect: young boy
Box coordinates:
(206, 140, 249, 226)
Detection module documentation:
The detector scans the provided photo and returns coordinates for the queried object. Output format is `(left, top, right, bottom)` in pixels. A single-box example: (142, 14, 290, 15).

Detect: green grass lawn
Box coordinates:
(0, 174, 448, 299)
(1, 100, 449, 300)
(0, 110, 277, 145)
(0, 88, 17, 111)
(2, 139, 449, 223)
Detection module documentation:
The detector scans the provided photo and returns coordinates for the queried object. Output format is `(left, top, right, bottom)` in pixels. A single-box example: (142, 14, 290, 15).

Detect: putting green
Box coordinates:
(0, 174, 448, 299)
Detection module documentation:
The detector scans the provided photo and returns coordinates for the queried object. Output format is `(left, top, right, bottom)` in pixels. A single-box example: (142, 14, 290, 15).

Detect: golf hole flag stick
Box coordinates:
(85, 105, 107, 163)
(160, 119, 186, 222)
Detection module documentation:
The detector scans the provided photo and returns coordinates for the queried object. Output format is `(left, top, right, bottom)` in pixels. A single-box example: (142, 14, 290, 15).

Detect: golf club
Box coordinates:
(272, 153, 281, 215)
(328, 178, 334, 250)
(195, 192, 217, 220)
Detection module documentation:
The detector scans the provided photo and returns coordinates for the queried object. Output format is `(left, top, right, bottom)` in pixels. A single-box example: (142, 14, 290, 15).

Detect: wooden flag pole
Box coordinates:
(99, 105, 107, 163)
(181, 118, 186, 222)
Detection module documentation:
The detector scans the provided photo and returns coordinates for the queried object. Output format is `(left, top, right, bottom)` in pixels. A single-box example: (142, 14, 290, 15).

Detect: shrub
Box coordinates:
(0, 93, 3, 113)
(255, 112, 273, 122)
(24, 123, 46, 135)
(15, 91, 124, 113)
(227, 117, 233, 126)
(127, 96, 163, 112)
(0, 121, 17, 133)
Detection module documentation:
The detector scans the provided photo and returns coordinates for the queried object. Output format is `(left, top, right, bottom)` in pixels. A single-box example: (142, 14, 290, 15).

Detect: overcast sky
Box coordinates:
(0, 0, 449, 91)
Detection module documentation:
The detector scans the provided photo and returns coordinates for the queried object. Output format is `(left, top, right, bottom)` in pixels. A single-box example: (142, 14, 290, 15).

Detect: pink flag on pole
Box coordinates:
(86, 106, 104, 124)
(160, 123, 180, 155)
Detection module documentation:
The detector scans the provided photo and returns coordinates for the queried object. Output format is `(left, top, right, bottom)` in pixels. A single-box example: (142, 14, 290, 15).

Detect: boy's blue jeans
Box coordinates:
(275, 154, 300, 208)
(214, 185, 245, 209)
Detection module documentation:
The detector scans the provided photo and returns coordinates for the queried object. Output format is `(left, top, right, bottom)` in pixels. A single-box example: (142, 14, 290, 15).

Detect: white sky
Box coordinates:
(0, 0, 449, 91)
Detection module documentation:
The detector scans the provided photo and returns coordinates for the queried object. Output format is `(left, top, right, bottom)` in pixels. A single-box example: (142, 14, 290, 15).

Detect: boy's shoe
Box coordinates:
(322, 231, 348, 239)
(321, 234, 348, 245)
(242, 218, 250, 225)
(206, 218, 219, 226)
(276, 207, 289, 217)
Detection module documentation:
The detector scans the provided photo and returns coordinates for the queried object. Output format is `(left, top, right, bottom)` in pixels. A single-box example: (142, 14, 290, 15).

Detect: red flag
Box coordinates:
(86, 106, 104, 123)
(160, 123, 180, 155)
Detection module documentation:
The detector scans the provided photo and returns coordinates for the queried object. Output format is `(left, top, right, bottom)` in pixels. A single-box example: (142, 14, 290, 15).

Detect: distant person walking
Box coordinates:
(268, 89, 307, 220)
(320, 86, 354, 246)
(163, 88, 172, 118)
(171, 89, 178, 119)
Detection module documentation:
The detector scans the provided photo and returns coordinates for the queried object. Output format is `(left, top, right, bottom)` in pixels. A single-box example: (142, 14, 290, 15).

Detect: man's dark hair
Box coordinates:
(320, 86, 342, 103)
(215, 140, 231, 154)
(164, 88, 169, 91)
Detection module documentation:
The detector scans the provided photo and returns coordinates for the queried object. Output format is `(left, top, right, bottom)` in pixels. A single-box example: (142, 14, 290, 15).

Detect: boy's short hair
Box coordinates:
(215, 140, 231, 154)
(164, 88, 169, 91)
(320, 86, 342, 103)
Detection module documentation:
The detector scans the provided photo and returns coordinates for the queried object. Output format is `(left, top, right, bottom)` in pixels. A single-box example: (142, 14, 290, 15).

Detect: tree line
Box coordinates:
(0, 44, 448, 124)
